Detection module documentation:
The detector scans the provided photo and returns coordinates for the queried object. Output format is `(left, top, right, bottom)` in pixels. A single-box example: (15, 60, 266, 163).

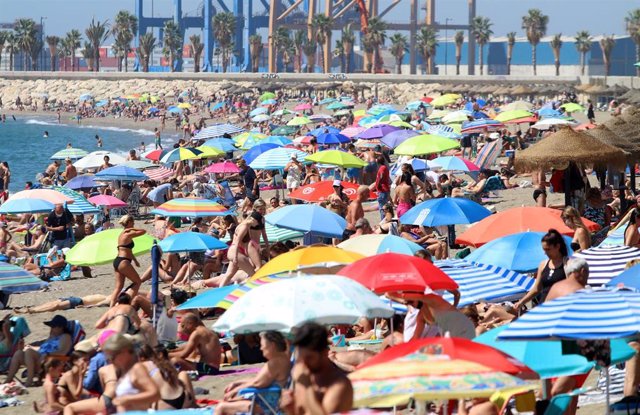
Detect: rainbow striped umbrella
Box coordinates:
(159, 147, 203, 163)
(150, 197, 233, 217)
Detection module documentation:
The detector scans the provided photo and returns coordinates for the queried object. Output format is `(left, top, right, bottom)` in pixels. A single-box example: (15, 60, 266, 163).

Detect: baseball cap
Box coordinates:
(44, 315, 68, 328)
(332, 179, 342, 187)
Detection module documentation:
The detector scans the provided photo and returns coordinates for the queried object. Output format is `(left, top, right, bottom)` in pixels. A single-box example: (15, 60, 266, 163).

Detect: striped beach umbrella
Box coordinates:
(427, 124, 462, 139)
(159, 147, 203, 163)
(203, 138, 237, 152)
(196, 145, 225, 159)
(48, 186, 100, 214)
(122, 160, 154, 170)
(249, 148, 308, 170)
(150, 197, 232, 217)
(461, 119, 505, 134)
(436, 260, 534, 307)
(145, 166, 174, 181)
(0, 262, 48, 293)
(193, 123, 244, 140)
(95, 166, 148, 182)
(217, 274, 292, 309)
(220, 222, 303, 243)
(233, 132, 268, 148)
(497, 287, 640, 340)
(573, 245, 640, 286)
(51, 148, 89, 160)
(242, 143, 281, 165)
(473, 139, 503, 171)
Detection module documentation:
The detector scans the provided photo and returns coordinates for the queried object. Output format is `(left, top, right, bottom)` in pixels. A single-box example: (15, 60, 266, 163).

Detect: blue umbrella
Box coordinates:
(79, 93, 93, 102)
(250, 148, 308, 170)
(0, 198, 54, 214)
(242, 143, 281, 164)
(400, 197, 492, 227)
(406, 158, 431, 172)
(48, 186, 100, 215)
(319, 97, 337, 105)
(538, 107, 562, 118)
(177, 284, 238, 310)
(608, 263, 640, 290)
(380, 130, 420, 148)
(0, 262, 48, 293)
(464, 100, 486, 111)
(203, 138, 236, 152)
(262, 99, 277, 105)
(316, 132, 351, 145)
(405, 101, 430, 111)
(465, 232, 574, 273)
(307, 126, 341, 137)
(95, 99, 109, 107)
(263, 136, 293, 146)
(250, 107, 269, 117)
(158, 232, 227, 253)
(194, 123, 244, 140)
(167, 106, 183, 114)
(64, 175, 97, 190)
(148, 107, 160, 113)
(265, 204, 346, 238)
(210, 102, 225, 110)
(95, 166, 149, 182)
(574, 245, 640, 286)
(476, 325, 634, 379)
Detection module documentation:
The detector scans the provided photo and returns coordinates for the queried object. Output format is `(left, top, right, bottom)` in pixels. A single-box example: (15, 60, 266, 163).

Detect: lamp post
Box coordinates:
(444, 17, 450, 75)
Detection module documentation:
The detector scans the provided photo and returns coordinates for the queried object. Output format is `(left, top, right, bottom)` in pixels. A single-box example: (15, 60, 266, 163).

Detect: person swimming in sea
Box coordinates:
(43, 131, 49, 138)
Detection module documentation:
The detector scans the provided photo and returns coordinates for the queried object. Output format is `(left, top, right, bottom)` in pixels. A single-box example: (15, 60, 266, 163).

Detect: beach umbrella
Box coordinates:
(213, 274, 394, 333)
(497, 287, 640, 340)
(304, 150, 366, 168)
(465, 232, 574, 273)
(460, 119, 505, 134)
(356, 125, 400, 140)
(250, 148, 308, 170)
(203, 138, 237, 152)
(319, 97, 337, 105)
(380, 130, 419, 148)
(240, 135, 273, 150)
(167, 106, 183, 114)
(259, 92, 277, 102)
(308, 126, 341, 137)
(405, 100, 430, 111)
(176, 284, 239, 310)
(158, 231, 227, 253)
(287, 116, 312, 126)
(249, 107, 268, 117)
(0, 262, 48, 294)
(216, 275, 295, 309)
(261, 99, 277, 106)
(442, 110, 472, 124)
(95, 166, 148, 182)
(436, 260, 534, 307)
(427, 124, 462, 139)
(193, 123, 244, 140)
(10, 189, 74, 205)
(194, 146, 225, 159)
(349, 352, 534, 407)
(455, 207, 600, 247)
(51, 148, 89, 160)
(572, 245, 640, 286)
(121, 160, 154, 169)
(495, 110, 534, 122)
(0, 198, 54, 214)
(251, 114, 271, 123)
(538, 107, 562, 118)
(95, 99, 109, 108)
(144, 166, 174, 182)
(289, 180, 374, 203)
(337, 234, 423, 256)
(233, 132, 268, 148)
(64, 175, 97, 190)
(394, 135, 460, 156)
(560, 103, 585, 113)
(400, 197, 492, 227)
(476, 325, 635, 379)
(220, 222, 303, 244)
(78, 93, 93, 102)
(337, 253, 457, 294)
(430, 95, 459, 107)
(327, 101, 352, 110)
(177, 103, 191, 109)
(294, 103, 312, 111)
(431, 156, 480, 172)
(48, 186, 100, 214)
(315, 132, 351, 145)
(159, 147, 203, 163)
(150, 197, 232, 218)
(87, 195, 128, 209)
(265, 204, 346, 238)
(500, 101, 533, 112)
(271, 125, 299, 135)
(531, 118, 578, 130)
(143, 149, 167, 161)
(242, 143, 281, 164)
(341, 126, 367, 138)
(608, 262, 640, 290)
(272, 109, 294, 116)
(66, 229, 154, 266)
(204, 160, 241, 174)
(308, 114, 333, 122)
(259, 136, 291, 147)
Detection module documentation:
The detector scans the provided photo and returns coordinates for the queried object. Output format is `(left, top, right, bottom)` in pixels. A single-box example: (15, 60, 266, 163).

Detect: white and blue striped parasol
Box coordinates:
(497, 287, 640, 340)
(193, 123, 244, 140)
(573, 245, 640, 286)
(249, 147, 308, 170)
(220, 222, 302, 243)
(48, 186, 100, 214)
(436, 259, 534, 307)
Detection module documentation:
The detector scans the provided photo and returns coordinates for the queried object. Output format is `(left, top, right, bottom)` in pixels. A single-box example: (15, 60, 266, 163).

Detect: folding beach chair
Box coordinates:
(238, 385, 282, 415)
(536, 387, 589, 415)
(217, 180, 240, 209)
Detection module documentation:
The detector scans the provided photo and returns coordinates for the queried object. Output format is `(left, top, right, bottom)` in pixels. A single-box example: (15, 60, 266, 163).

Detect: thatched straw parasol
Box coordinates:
(607, 84, 630, 96)
(511, 85, 534, 95)
(575, 84, 593, 92)
(515, 127, 627, 172)
(585, 84, 608, 95)
(604, 115, 640, 147)
(586, 125, 639, 157)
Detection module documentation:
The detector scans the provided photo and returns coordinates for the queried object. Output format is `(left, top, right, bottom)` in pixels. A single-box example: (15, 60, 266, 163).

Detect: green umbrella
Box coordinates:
(66, 229, 154, 266)
(635, 62, 640, 67)
(51, 148, 89, 160)
(494, 110, 533, 123)
(305, 150, 367, 168)
(122, 160, 155, 169)
(394, 134, 460, 156)
(271, 125, 299, 135)
(560, 103, 584, 113)
(327, 101, 351, 110)
(259, 92, 277, 102)
(287, 116, 312, 126)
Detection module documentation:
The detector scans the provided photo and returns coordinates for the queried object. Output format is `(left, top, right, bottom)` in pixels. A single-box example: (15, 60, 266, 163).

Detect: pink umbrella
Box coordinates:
(294, 103, 312, 111)
(88, 195, 128, 208)
(145, 166, 174, 181)
(205, 161, 241, 174)
(10, 189, 74, 205)
(341, 126, 366, 138)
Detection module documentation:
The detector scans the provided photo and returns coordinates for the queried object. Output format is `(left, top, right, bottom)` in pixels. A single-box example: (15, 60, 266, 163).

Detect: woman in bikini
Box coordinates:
(57, 352, 89, 406)
(96, 293, 141, 336)
(110, 215, 146, 307)
(241, 199, 269, 273)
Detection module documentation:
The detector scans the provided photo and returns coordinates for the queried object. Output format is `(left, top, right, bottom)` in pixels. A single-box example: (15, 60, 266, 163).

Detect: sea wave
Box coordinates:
(79, 125, 156, 136)
(25, 119, 59, 126)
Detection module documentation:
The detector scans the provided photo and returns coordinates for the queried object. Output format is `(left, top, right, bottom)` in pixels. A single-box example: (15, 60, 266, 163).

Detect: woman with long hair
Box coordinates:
(625, 208, 640, 248)
(110, 215, 146, 307)
(561, 206, 591, 252)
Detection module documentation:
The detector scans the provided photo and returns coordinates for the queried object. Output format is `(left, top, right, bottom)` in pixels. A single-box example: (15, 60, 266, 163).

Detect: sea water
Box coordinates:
(0, 116, 178, 191)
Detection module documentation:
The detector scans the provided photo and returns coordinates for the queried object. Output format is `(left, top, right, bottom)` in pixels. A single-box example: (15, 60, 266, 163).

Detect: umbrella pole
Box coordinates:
(606, 366, 611, 415)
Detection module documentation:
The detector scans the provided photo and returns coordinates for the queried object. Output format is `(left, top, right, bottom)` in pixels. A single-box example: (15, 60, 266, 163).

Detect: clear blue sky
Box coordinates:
(0, 0, 638, 39)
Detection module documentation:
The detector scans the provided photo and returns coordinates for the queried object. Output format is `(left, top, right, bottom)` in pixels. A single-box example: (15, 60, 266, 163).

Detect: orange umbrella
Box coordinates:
(10, 189, 75, 205)
(289, 180, 377, 202)
(455, 207, 600, 247)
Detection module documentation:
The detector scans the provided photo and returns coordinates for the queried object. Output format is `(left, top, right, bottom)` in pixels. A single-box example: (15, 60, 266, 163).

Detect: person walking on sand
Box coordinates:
(154, 128, 162, 150)
(110, 215, 146, 307)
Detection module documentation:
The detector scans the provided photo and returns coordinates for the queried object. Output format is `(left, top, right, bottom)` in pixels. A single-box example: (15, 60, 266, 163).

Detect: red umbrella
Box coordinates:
(421, 96, 434, 104)
(357, 337, 537, 379)
(289, 180, 376, 202)
(88, 194, 127, 208)
(337, 253, 458, 294)
(504, 116, 538, 125)
(144, 149, 166, 161)
(205, 161, 241, 174)
(455, 206, 600, 247)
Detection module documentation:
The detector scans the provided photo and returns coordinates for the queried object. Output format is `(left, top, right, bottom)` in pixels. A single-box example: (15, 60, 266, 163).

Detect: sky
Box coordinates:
(0, 0, 638, 40)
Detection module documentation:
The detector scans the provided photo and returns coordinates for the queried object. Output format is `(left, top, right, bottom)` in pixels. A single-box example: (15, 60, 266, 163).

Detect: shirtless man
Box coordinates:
(282, 323, 353, 415)
(170, 313, 221, 376)
(345, 186, 375, 237)
(45, 160, 60, 178)
(63, 158, 77, 181)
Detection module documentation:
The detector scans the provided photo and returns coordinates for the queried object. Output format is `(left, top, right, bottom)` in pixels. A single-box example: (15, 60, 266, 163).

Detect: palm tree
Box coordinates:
(334, 39, 345, 72)
(312, 13, 333, 73)
(270, 27, 290, 72)
(188, 34, 204, 73)
(416, 26, 437, 74)
(28, 37, 43, 70)
(625, 9, 640, 76)
(292, 30, 306, 73)
(550, 34, 563, 76)
(212, 12, 236, 73)
(471, 16, 493, 75)
(112, 10, 137, 72)
(85, 19, 109, 72)
(574, 30, 592, 76)
(506, 32, 516, 75)
(364, 17, 387, 73)
(341, 24, 355, 73)
(389, 33, 408, 74)
(281, 37, 295, 72)
(162, 21, 183, 72)
(137, 32, 156, 72)
(521, 9, 548, 76)
(14, 18, 37, 70)
(600, 35, 616, 79)
(64, 30, 81, 72)
(454, 31, 464, 75)
(248, 34, 263, 73)
(81, 41, 95, 71)
(5, 33, 17, 71)
(45, 35, 59, 71)
(57, 38, 70, 71)
(302, 37, 317, 73)
(0, 31, 7, 71)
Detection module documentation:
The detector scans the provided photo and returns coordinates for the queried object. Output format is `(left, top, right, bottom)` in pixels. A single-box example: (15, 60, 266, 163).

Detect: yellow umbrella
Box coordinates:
(196, 145, 225, 158)
(387, 120, 414, 128)
(287, 116, 312, 126)
(427, 109, 451, 120)
(495, 110, 534, 122)
(353, 109, 367, 117)
(431, 94, 460, 107)
(178, 103, 191, 109)
(233, 132, 268, 148)
(251, 246, 364, 280)
(305, 150, 367, 168)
